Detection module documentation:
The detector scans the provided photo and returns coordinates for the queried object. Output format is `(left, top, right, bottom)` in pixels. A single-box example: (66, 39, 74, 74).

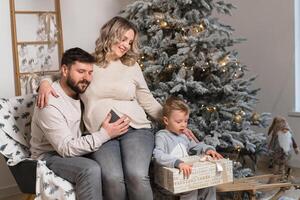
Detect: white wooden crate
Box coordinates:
(154, 156, 233, 194)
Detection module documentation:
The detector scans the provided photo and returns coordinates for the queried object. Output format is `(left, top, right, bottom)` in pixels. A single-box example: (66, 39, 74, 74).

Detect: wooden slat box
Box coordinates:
(154, 156, 233, 194)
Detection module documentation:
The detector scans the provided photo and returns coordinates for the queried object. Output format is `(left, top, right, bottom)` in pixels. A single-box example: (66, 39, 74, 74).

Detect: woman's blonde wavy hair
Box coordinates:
(94, 16, 139, 67)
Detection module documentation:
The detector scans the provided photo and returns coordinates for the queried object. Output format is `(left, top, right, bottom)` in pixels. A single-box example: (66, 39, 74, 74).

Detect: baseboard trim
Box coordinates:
(0, 184, 21, 199)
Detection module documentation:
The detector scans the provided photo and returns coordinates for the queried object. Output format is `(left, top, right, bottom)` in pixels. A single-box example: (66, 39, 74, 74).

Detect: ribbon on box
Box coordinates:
(198, 155, 230, 183)
(199, 155, 223, 172)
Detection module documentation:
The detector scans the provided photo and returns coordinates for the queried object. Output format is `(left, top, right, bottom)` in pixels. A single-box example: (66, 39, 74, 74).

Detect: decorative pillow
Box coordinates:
(35, 161, 75, 200)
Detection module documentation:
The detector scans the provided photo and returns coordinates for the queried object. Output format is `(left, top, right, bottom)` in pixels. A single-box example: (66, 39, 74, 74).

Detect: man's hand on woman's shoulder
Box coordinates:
(37, 80, 59, 108)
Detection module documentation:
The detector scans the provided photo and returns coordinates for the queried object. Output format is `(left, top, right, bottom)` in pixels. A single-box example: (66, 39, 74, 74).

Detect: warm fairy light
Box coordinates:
(199, 23, 205, 32)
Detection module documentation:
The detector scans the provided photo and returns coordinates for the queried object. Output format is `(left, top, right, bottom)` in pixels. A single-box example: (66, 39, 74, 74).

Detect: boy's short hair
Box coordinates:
(162, 96, 189, 117)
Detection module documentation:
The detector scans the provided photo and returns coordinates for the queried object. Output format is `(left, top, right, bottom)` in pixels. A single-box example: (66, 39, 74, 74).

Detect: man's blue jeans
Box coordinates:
(90, 127, 155, 200)
(43, 152, 102, 200)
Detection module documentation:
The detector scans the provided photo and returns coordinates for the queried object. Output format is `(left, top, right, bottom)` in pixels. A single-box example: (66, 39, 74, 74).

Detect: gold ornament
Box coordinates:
(233, 114, 242, 123)
(239, 110, 246, 117)
(159, 20, 168, 28)
(167, 64, 173, 69)
(251, 112, 260, 123)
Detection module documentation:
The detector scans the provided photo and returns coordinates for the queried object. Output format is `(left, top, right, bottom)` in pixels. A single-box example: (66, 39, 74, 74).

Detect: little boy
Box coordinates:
(153, 96, 223, 200)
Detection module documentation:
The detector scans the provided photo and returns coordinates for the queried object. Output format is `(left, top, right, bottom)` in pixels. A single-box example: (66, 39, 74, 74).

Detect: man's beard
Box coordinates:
(66, 76, 90, 94)
(278, 131, 292, 155)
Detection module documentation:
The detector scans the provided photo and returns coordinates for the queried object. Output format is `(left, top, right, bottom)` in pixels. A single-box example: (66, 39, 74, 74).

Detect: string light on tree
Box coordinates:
(199, 22, 205, 32)
(234, 72, 239, 78)
(139, 63, 144, 69)
(167, 64, 173, 69)
(206, 106, 217, 113)
(219, 55, 230, 67)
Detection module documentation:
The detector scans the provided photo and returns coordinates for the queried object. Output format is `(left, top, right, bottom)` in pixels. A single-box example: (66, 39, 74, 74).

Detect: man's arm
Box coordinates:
(37, 105, 110, 157)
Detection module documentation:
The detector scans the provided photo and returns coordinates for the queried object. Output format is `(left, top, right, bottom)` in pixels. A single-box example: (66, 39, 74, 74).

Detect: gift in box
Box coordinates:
(154, 156, 233, 194)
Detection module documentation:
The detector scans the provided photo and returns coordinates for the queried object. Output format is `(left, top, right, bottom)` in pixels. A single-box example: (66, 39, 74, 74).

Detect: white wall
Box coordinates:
(0, 0, 15, 99)
(0, 0, 299, 197)
(218, 0, 300, 167)
(0, 0, 130, 197)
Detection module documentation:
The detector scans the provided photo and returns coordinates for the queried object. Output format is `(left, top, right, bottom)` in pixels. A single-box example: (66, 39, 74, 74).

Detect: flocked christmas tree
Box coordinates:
(121, 0, 270, 170)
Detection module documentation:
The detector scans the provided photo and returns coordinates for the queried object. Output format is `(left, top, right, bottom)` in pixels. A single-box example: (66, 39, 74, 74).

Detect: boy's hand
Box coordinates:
(206, 149, 223, 160)
(178, 163, 193, 178)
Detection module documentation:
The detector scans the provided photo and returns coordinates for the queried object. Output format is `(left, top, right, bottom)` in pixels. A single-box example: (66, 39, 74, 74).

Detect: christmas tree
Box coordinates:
(121, 0, 270, 167)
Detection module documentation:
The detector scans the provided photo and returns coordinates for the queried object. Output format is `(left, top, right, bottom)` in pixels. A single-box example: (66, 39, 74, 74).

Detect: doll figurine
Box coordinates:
(268, 116, 299, 179)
